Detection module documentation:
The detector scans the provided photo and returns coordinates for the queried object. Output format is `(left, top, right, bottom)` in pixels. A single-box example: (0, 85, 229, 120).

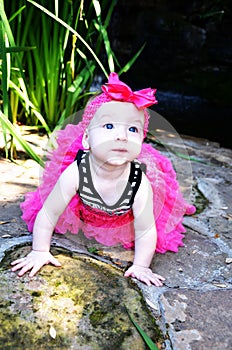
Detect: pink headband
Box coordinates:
(80, 72, 158, 137)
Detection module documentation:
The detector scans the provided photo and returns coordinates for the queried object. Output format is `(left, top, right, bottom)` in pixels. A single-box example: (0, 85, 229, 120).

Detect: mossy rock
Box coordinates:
(0, 246, 163, 349)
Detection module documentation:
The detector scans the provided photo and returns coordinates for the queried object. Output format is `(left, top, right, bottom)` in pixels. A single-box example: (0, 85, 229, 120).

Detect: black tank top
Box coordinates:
(76, 150, 146, 216)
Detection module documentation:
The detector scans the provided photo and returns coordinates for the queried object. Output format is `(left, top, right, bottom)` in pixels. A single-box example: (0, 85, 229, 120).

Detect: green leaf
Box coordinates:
(9, 80, 51, 134)
(147, 131, 210, 164)
(119, 43, 146, 74)
(0, 112, 45, 167)
(126, 308, 159, 350)
(6, 46, 36, 53)
(92, 0, 101, 18)
(8, 5, 26, 23)
(94, 21, 115, 72)
(0, 20, 10, 116)
(0, 0, 32, 119)
(26, 0, 108, 78)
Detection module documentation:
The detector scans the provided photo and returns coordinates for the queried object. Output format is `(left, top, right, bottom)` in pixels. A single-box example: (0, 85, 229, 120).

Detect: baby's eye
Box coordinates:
(103, 123, 114, 129)
(129, 126, 138, 133)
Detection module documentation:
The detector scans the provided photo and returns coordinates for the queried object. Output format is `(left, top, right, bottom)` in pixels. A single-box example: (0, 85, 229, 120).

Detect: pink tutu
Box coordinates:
(21, 123, 195, 253)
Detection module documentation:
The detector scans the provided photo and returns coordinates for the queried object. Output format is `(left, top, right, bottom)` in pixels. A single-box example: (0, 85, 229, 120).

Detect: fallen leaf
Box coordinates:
(49, 326, 56, 339)
(225, 258, 232, 264)
(212, 283, 227, 288)
(222, 213, 232, 221)
(145, 298, 158, 311)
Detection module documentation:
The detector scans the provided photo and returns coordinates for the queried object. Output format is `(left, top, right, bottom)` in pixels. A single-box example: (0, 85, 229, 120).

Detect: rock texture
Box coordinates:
(0, 129, 232, 349)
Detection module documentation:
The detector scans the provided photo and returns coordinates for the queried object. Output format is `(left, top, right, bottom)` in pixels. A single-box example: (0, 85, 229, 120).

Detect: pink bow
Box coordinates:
(101, 72, 158, 109)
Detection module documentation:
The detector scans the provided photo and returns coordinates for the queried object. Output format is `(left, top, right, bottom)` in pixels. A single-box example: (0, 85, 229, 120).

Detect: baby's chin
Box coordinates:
(105, 156, 130, 166)
(106, 154, 140, 166)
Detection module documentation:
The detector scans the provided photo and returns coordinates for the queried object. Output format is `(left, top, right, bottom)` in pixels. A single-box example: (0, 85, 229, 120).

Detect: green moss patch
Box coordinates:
(0, 246, 163, 349)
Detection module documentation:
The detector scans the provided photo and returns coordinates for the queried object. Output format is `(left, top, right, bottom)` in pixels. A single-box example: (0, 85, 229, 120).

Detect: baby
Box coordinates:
(11, 73, 195, 286)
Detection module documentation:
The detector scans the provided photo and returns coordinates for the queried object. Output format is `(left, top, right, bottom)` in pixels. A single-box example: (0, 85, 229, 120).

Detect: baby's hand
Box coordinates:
(124, 264, 165, 287)
(11, 250, 61, 277)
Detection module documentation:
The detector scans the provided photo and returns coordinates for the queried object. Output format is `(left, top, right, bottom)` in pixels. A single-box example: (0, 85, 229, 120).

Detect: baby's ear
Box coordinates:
(82, 130, 90, 150)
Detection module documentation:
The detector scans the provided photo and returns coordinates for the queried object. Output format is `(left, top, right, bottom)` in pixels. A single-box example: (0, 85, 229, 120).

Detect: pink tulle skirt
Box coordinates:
(21, 123, 195, 253)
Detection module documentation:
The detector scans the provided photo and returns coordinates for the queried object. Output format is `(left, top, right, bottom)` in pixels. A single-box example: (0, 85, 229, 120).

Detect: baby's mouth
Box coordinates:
(111, 149, 128, 153)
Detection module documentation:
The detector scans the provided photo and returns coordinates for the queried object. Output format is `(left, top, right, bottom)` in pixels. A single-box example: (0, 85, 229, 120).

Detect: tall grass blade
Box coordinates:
(57, 64, 95, 127)
(102, 0, 117, 29)
(126, 309, 159, 350)
(0, 5, 11, 158)
(0, 21, 9, 116)
(0, 0, 32, 117)
(8, 5, 26, 23)
(0, 0, 15, 45)
(92, 0, 115, 72)
(6, 46, 36, 53)
(147, 130, 208, 163)
(0, 112, 45, 167)
(9, 80, 51, 134)
(26, 0, 108, 78)
(94, 21, 114, 72)
(119, 43, 146, 75)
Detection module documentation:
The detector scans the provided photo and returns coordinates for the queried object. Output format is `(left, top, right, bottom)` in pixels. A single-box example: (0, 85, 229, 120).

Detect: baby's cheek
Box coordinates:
(132, 136, 143, 147)
(129, 142, 142, 157)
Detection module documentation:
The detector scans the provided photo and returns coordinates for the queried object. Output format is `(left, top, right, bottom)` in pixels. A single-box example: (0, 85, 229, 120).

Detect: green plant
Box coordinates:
(0, 111, 44, 166)
(126, 308, 159, 350)
(1, 0, 145, 163)
(0, 0, 48, 159)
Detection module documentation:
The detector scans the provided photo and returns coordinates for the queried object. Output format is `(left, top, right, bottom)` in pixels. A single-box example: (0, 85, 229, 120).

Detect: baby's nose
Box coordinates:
(115, 126, 128, 141)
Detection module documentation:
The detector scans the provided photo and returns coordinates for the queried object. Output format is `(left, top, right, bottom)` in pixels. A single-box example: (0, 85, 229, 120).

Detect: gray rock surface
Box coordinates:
(0, 130, 231, 349)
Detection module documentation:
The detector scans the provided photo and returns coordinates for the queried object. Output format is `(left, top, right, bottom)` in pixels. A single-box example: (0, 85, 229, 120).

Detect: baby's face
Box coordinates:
(84, 101, 145, 166)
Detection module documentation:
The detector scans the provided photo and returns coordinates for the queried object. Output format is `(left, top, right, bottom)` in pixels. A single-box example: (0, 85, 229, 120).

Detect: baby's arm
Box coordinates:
(124, 173, 165, 286)
(11, 161, 79, 277)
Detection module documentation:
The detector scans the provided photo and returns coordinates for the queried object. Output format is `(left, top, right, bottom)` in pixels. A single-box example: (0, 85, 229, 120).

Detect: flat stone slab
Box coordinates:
(160, 289, 232, 350)
(153, 230, 231, 289)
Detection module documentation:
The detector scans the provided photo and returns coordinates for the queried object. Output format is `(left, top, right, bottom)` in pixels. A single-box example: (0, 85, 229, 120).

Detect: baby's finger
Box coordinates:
(124, 270, 134, 278)
(153, 273, 165, 281)
(139, 275, 152, 286)
(137, 272, 163, 287)
(28, 257, 61, 277)
(11, 258, 26, 266)
(150, 276, 164, 287)
(11, 259, 28, 272)
(28, 264, 43, 278)
(49, 256, 62, 267)
(17, 262, 34, 277)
